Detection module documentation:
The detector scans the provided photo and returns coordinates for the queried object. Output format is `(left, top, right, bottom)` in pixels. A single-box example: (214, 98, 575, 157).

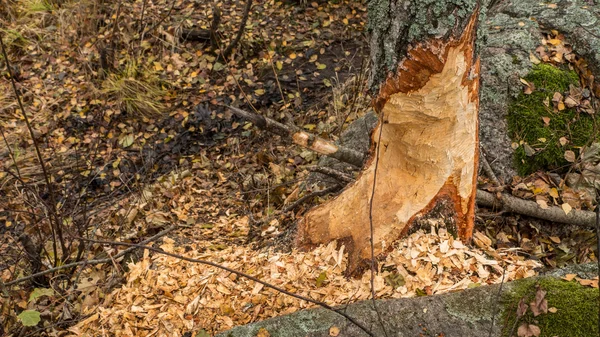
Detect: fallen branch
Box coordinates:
(307, 166, 354, 183)
(476, 190, 596, 227)
(78, 237, 375, 337)
(227, 106, 365, 167)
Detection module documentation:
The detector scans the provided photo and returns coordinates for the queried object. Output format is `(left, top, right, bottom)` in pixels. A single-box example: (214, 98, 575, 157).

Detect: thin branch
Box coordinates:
(480, 146, 501, 186)
(488, 267, 506, 337)
(77, 237, 375, 337)
(283, 184, 340, 213)
(307, 166, 354, 184)
(222, 0, 252, 59)
(4, 225, 178, 287)
(0, 33, 66, 261)
(226, 106, 365, 167)
(141, 0, 177, 41)
(368, 118, 389, 337)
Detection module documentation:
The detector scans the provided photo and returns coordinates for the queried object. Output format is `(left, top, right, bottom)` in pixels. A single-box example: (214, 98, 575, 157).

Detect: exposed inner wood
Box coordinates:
(297, 13, 480, 272)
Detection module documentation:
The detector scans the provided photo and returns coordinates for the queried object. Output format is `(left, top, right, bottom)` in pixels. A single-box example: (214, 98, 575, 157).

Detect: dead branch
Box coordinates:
(78, 237, 375, 337)
(227, 106, 365, 167)
(307, 166, 354, 183)
(222, 0, 252, 58)
(476, 190, 596, 227)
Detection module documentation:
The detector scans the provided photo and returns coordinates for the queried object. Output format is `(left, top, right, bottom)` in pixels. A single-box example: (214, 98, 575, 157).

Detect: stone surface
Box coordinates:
(478, 0, 600, 181)
(217, 263, 598, 337)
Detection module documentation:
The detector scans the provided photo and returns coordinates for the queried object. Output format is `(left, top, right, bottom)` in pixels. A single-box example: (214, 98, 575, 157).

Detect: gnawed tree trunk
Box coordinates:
(297, 2, 481, 272)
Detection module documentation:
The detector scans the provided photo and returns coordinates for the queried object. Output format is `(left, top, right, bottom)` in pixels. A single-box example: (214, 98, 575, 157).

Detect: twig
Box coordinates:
(141, 0, 177, 41)
(480, 146, 501, 186)
(4, 225, 177, 287)
(488, 267, 506, 337)
(368, 117, 389, 337)
(307, 166, 354, 184)
(283, 185, 340, 213)
(222, 0, 252, 59)
(78, 237, 375, 337)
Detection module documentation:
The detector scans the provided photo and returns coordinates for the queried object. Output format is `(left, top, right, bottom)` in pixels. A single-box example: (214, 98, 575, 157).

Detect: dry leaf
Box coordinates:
(561, 203, 572, 215)
(329, 326, 340, 336)
(257, 327, 271, 337)
(518, 323, 541, 337)
(564, 150, 576, 163)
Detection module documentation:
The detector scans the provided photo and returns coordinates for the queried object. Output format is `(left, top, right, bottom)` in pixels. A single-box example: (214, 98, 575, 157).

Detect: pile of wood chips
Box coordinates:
(69, 221, 540, 337)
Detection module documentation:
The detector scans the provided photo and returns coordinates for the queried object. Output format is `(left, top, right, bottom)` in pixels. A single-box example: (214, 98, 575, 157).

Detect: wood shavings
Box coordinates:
(71, 227, 541, 336)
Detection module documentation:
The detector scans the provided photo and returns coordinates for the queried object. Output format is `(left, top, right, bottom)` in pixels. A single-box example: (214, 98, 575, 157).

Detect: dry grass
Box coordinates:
(101, 59, 167, 118)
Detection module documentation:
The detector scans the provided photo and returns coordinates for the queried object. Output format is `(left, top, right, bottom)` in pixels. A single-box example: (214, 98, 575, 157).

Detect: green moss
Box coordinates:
(502, 277, 599, 337)
(507, 63, 596, 176)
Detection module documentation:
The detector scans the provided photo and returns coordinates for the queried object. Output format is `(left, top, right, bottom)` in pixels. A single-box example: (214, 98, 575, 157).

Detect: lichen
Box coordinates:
(501, 277, 599, 337)
(507, 63, 594, 176)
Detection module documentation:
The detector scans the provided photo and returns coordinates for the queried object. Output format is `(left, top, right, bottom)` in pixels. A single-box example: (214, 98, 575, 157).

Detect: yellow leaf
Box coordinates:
(342, 18, 349, 25)
(561, 203, 572, 215)
(549, 188, 559, 198)
(289, 52, 297, 60)
(309, 55, 318, 62)
(255, 89, 265, 96)
(316, 63, 326, 70)
(153, 62, 164, 71)
(548, 39, 562, 46)
(276, 61, 283, 70)
(529, 52, 541, 64)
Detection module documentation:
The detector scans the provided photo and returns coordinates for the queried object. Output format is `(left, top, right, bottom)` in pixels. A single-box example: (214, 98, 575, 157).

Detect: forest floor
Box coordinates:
(0, 0, 598, 336)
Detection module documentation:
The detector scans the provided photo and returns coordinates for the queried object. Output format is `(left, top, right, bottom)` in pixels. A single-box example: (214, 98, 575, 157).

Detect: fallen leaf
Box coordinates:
(542, 116, 550, 126)
(561, 203, 572, 215)
(517, 298, 528, 318)
(564, 150, 576, 163)
(329, 326, 340, 336)
(518, 323, 541, 337)
(257, 327, 271, 337)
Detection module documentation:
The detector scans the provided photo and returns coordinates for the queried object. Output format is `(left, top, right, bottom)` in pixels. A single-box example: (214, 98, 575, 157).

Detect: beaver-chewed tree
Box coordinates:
(297, 1, 482, 273)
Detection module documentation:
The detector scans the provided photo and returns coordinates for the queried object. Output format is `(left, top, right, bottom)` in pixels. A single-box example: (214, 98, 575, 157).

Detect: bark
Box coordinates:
(297, 1, 482, 272)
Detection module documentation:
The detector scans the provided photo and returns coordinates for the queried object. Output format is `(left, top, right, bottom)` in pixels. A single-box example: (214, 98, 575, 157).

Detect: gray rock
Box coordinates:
(217, 263, 598, 337)
(478, 0, 600, 181)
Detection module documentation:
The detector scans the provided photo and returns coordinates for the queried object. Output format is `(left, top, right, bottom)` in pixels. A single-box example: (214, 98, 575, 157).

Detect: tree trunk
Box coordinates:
(297, 1, 481, 273)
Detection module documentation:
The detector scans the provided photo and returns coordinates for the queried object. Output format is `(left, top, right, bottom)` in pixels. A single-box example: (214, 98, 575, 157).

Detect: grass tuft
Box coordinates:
(101, 59, 167, 119)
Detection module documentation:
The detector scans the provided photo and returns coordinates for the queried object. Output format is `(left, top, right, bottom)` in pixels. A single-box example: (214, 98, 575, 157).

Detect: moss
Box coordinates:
(507, 63, 596, 176)
(502, 277, 599, 337)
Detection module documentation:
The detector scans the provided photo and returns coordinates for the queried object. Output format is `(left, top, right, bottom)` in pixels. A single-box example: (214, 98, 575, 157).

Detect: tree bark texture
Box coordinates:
(297, 1, 481, 272)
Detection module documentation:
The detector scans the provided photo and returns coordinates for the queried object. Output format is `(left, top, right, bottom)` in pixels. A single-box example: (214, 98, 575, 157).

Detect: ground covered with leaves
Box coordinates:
(0, 0, 598, 336)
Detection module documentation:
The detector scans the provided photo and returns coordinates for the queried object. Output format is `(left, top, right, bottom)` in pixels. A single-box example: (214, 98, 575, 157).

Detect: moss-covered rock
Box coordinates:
(501, 277, 599, 337)
(507, 63, 595, 176)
